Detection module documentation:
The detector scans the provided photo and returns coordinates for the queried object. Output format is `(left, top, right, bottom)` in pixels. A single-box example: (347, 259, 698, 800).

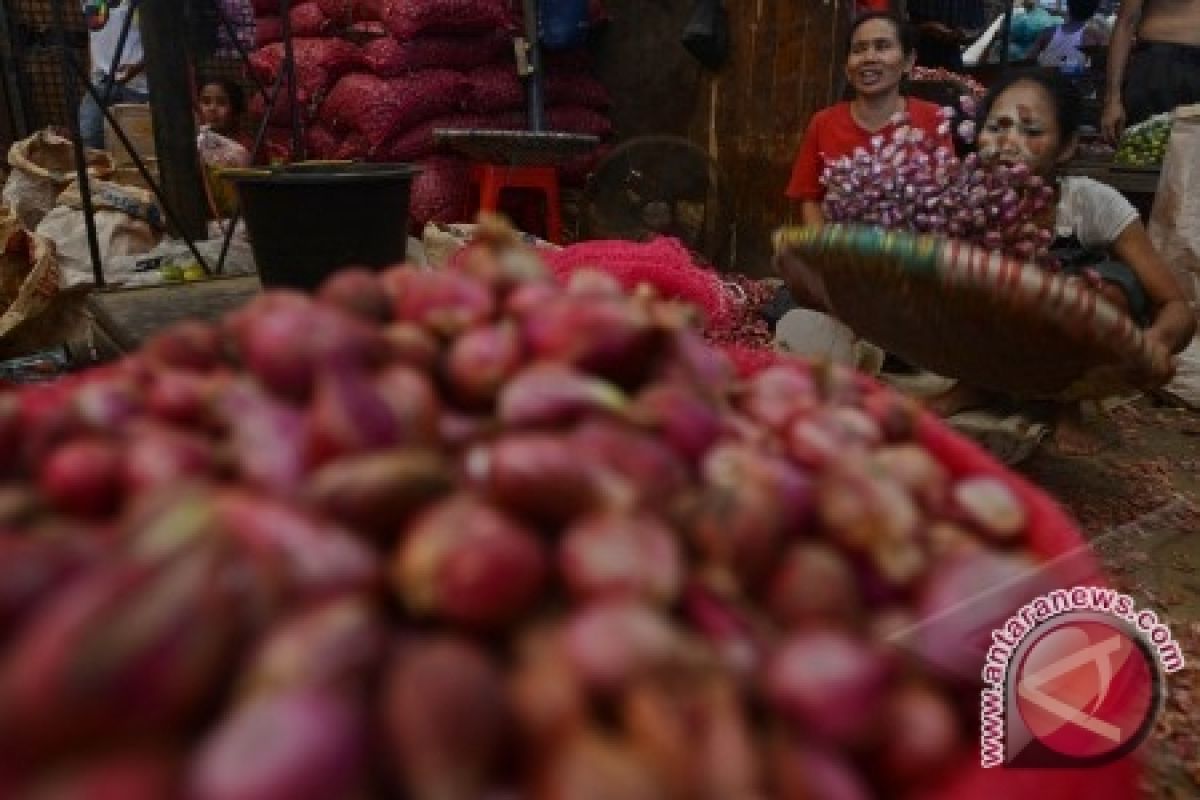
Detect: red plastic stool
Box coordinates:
(470, 163, 564, 244)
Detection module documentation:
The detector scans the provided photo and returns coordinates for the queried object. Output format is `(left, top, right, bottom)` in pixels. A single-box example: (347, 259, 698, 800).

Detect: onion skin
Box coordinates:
(121, 425, 218, 495)
(303, 449, 454, 542)
(187, 689, 365, 800)
(216, 381, 311, 499)
(567, 420, 690, 510)
(382, 637, 507, 800)
(445, 320, 525, 409)
(143, 320, 225, 372)
(763, 631, 890, 746)
(497, 364, 628, 430)
(392, 494, 547, 630)
(38, 438, 124, 519)
(382, 322, 440, 372)
(740, 366, 821, 432)
(316, 267, 391, 324)
(559, 512, 684, 606)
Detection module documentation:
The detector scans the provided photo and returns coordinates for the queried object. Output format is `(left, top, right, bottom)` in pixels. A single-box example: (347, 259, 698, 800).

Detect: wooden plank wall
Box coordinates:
(595, 0, 850, 276)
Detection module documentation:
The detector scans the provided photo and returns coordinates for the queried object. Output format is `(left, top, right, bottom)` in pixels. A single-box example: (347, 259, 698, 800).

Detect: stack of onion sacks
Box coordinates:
(0, 217, 1123, 798)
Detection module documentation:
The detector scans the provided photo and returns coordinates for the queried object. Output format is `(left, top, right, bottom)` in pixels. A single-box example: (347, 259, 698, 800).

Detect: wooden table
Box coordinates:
(1060, 158, 1162, 197)
(86, 276, 261, 354)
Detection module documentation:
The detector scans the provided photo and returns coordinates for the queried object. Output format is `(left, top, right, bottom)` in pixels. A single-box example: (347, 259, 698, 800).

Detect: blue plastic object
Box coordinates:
(539, 0, 589, 51)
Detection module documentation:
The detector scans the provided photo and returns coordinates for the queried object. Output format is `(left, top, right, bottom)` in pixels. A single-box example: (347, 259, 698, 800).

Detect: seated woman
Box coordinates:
(929, 68, 1196, 452)
(1030, 0, 1108, 73)
(786, 11, 953, 229)
(197, 77, 250, 150)
(195, 77, 252, 220)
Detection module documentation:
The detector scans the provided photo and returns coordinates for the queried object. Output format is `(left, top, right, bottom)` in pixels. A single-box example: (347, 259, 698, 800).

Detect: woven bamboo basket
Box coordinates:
(773, 224, 1166, 400)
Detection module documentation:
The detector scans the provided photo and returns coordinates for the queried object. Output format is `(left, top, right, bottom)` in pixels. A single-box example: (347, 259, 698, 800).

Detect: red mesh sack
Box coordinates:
(305, 122, 342, 160)
(321, 70, 468, 151)
(544, 73, 611, 110)
(249, 40, 364, 110)
(254, 16, 282, 47)
(249, 88, 317, 128)
(363, 30, 511, 76)
(262, 126, 300, 163)
(382, 0, 513, 38)
(373, 112, 492, 162)
(409, 156, 473, 232)
(462, 64, 525, 113)
(289, 1, 330, 36)
(542, 238, 736, 330)
(545, 105, 613, 138)
(317, 0, 384, 24)
(542, 47, 594, 73)
(252, 0, 280, 14)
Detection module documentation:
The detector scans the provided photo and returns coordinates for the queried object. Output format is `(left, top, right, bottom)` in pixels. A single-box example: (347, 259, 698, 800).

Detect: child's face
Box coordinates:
(977, 82, 1073, 175)
(198, 84, 235, 133)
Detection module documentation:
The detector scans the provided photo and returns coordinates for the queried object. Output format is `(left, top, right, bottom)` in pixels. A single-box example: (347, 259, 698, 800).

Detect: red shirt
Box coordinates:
(785, 98, 951, 202)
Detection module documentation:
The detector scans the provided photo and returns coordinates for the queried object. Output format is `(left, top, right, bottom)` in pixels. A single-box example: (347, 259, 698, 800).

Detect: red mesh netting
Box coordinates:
(409, 156, 473, 232)
(316, 0, 385, 24)
(320, 70, 468, 150)
(363, 31, 511, 76)
(254, 16, 282, 47)
(288, 1, 330, 36)
(248, 39, 364, 110)
(373, 112, 493, 162)
(545, 72, 611, 110)
(541, 238, 735, 330)
(462, 64, 526, 114)
(382, 0, 514, 39)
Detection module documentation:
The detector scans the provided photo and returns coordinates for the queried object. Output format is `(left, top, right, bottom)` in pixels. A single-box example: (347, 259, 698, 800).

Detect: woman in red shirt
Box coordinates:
(787, 11, 951, 227)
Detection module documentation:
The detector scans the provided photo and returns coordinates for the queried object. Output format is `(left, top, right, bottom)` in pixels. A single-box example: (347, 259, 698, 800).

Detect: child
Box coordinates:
(196, 77, 248, 145)
(930, 68, 1195, 452)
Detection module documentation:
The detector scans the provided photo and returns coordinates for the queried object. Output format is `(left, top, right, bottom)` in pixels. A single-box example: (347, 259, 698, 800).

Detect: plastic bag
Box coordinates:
(1148, 103, 1200, 307)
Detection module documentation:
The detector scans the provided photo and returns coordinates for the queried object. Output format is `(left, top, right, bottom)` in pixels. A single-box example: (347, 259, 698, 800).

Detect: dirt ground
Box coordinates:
(1015, 398, 1200, 798)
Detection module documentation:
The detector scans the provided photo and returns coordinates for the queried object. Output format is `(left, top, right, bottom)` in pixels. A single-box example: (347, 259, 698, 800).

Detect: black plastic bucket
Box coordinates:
(225, 162, 421, 290)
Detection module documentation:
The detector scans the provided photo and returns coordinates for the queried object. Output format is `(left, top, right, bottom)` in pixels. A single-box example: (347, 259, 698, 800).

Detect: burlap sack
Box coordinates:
(35, 179, 163, 288)
(1148, 103, 1200, 308)
(2, 130, 115, 230)
(0, 206, 62, 341)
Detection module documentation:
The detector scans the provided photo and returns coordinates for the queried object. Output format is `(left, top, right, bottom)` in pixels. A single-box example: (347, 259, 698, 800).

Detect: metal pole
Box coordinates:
(140, 0, 209, 242)
(51, 0, 106, 288)
(99, 1, 137, 109)
(278, 0, 305, 160)
(0, 0, 30, 140)
(520, 0, 545, 132)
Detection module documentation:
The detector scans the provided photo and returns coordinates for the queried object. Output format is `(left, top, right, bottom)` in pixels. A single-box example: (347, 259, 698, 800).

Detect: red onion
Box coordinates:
(560, 601, 686, 693)
(522, 295, 657, 385)
(497, 363, 627, 429)
(769, 739, 872, 800)
(121, 425, 218, 494)
(18, 751, 179, 800)
(381, 637, 507, 800)
(239, 597, 384, 698)
(567, 420, 690, 510)
(303, 449, 453, 541)
(216, 381, 311, 498)
(950, 476, 1027, 543)
(37, 438, 124, 519)
(146, 369, 224, 430)
(681, 577, 764, 682)
(71, 376, 144, 432)
(382, 322, 440, 371)
(392, 494, 546, 629)
(466, 433, 633, 526)
(763, 631, 890, 745)
(632, 381, 723, 462)
(559, 512, 684, 606)
(767, 542, 862, 630)
(383, 267, 495, 338)
(877, 683, 963, 786)
(306, 362, 405, 466)
(374, 365, 442, 448)
(143, 320, 225, 372)
(740, 365, 821, 432)
(533, 733, 663, 800)
(445, 320, 524, 408)
(316, 267, 391, 323)
(870, 444, 950, 511)
(0, 534, 99, 646)
(505, 281, 559, 318)
(188, 689, 365, 800)
(509, 627, 587, 748)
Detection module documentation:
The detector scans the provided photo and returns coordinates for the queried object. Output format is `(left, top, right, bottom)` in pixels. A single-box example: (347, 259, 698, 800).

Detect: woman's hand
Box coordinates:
(1127, 329, 1177, 389)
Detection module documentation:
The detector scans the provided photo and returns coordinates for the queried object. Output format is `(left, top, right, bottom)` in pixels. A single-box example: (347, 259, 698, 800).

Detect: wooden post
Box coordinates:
(139, 0, 208, 242)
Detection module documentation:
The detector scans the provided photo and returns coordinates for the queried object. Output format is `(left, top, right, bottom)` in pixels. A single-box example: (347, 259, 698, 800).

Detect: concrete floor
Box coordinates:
(1017, 399, 1200, 796)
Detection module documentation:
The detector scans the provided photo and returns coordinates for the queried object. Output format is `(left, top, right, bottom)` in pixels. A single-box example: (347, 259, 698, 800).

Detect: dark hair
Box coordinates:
(975, 68, 1083, 149)
(197, 76, 246, 116)
(848, 11, 916, 57)
(1067, 0, 1101, 20)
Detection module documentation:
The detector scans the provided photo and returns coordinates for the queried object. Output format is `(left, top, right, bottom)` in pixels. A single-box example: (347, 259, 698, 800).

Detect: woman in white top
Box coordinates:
(1030, 0, 1109, 72)
(928, 68, 1195, 451)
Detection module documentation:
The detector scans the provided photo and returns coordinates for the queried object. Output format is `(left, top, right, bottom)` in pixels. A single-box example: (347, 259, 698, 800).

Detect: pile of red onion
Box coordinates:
(821, 108, 1058, 264)
(0, 220, 1074, 798)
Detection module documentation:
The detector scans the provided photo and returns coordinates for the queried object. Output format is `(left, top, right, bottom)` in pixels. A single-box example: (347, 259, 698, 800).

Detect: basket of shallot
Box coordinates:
(0, 219, 1140, 798)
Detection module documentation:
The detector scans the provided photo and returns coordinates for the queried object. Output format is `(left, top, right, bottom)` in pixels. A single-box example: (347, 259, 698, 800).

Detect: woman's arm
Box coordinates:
(1110, 220, 1197, 356)
(1102, 0, 1143, 144)
(800, 201, 825, 228)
